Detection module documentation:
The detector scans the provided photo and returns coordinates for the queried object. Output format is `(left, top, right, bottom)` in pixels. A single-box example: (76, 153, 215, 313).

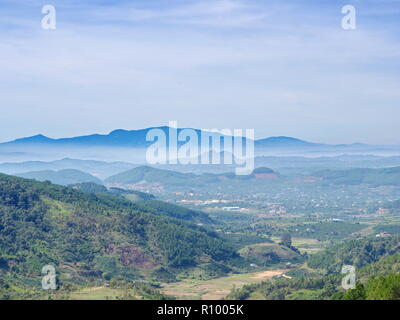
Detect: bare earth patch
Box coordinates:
(252, 270, 286, 279)
(161, 269, 287, 300)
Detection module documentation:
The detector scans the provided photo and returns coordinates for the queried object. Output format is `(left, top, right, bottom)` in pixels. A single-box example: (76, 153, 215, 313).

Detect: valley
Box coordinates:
(2, 0, 400, 304)
(1, 152, 400, 300)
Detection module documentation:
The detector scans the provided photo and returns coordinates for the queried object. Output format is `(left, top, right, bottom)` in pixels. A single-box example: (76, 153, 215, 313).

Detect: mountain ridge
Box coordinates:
(0, 128, 346, 148)
(2, 127, 399, 163)
(15, 169, 103, 186)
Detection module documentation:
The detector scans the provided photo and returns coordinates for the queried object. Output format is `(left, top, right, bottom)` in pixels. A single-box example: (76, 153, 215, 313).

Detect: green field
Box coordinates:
(70, 287, 138, 300)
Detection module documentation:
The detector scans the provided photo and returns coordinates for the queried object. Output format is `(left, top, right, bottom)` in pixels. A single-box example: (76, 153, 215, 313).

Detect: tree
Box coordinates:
(365, 274, 400, 300)
(342, 283, 366, 300)
(280, 233, 292, 247)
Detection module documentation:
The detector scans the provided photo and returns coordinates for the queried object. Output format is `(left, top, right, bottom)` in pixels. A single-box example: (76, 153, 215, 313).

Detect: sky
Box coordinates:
(0, 0, 399, 144)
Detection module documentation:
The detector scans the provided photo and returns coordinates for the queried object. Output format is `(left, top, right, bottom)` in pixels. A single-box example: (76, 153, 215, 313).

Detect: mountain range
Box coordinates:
(0, 127, 383, 149)
(0, 127, 399, 163)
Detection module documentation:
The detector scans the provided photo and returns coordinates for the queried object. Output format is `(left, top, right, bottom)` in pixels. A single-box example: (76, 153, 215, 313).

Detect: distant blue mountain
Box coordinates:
(4, 128, 158, 147)
(254, 136, 322, 148)
(1, 128, 397, 154)
(2, 128, 322, 148)
(10, 134, 55, 144)
(2, 127, 207, 148)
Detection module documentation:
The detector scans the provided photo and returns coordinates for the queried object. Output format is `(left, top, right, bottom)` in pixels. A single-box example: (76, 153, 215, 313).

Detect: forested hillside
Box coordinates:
(68, 183, 210, 223)
(227, 236, 400, 300)
(0, 174, 240, 299)
(307, 236, 400, 272)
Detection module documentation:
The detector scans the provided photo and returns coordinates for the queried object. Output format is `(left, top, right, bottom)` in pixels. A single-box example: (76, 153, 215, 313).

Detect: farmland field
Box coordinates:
(160, 269, 287, 300)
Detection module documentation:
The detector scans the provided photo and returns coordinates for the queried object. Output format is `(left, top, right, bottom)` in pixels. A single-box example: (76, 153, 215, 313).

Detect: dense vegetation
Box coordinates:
(339, 273, 400, 300)
(227, 271, 400, 300)
(307, 236, 400, 272)
(68, 183, 210, 223)
(227, 274, 341, 300)
(227, 237, 400, 300)
(0, 174, 240, 299)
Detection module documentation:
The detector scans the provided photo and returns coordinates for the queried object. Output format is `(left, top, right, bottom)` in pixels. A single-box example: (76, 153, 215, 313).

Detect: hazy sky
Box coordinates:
(0, 0, 399, 144)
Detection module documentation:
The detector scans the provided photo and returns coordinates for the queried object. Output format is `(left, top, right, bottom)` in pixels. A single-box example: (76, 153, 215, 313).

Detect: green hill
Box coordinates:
(341, 273, 400, 300)
(226, 237, 400, 301)
(239, 243, 304, 266)
(307, 236, 400, 273)
(16, 169, 103, 186)
(337, 253, 400, 300)
(105, 166, 198, 185)
(0, 174, 239, 298)
(104, 166, 279, 187)
(358, 253, 400, 279)
(315, 167, 400, 186)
